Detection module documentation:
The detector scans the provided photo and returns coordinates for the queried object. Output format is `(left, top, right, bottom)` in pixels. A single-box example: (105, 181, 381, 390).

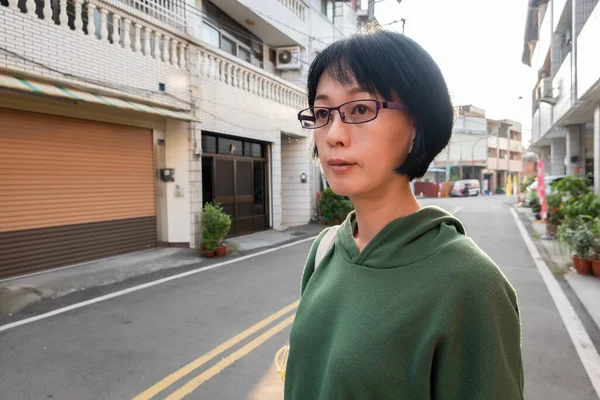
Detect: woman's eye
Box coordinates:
(316, 110, 329, 119)
(353, 105, 371, 115)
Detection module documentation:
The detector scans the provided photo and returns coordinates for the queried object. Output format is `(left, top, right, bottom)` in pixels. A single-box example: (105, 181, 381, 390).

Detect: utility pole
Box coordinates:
(367, 0, 375, 20)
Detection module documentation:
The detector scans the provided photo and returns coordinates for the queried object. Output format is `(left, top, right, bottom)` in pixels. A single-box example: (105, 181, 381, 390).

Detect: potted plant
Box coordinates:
(590, 218, 600, 278)
(201, 201, 232, 258)
(571, 220, 594, 275)
(546, 192, 563, 237)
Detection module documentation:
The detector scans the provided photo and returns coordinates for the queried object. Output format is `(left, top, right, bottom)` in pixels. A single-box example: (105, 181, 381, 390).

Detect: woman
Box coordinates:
(284, 30, 524, 399)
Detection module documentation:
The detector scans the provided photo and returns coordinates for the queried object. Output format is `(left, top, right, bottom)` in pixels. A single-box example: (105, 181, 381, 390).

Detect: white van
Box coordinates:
(451, 179, 481, 197)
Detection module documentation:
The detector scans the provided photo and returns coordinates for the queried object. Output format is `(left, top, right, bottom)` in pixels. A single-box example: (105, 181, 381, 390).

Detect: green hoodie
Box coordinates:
(285, 206, 523, 400)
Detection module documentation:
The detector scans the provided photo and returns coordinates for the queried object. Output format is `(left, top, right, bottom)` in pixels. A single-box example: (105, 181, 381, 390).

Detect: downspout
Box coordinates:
(571, 0, 578, 106)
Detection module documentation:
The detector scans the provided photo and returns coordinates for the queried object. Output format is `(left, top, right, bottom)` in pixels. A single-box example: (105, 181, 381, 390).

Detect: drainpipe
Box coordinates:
(571, 0, 578, 106)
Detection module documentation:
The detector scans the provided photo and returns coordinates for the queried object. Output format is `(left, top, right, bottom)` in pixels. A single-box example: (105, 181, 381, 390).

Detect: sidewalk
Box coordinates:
(516, 206, 600, 331)
(0, 224, 325, 315)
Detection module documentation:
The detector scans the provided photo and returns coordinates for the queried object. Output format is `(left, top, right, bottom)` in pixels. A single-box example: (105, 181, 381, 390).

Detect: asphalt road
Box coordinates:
(0, 195, 599, 399)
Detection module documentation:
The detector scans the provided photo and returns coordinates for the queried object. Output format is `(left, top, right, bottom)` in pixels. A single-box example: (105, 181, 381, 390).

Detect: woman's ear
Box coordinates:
(408, 126, 416, 153)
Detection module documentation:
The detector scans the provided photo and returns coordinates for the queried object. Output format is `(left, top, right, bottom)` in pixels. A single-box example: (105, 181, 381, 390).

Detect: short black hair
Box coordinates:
(307, 30, 454, 181)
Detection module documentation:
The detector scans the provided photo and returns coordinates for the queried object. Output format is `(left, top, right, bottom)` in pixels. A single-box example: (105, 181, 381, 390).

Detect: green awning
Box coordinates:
(0, 73, 200, 122)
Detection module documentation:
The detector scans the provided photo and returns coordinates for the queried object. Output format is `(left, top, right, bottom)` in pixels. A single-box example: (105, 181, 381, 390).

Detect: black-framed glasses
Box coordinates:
(297, 100, 408, 129)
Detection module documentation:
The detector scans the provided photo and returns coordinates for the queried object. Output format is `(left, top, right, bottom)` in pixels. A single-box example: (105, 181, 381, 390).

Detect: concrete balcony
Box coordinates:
(532, 109, 541, 144)
(553, 0, 570, 32)
(0, 0, 191, 110)
(553, 53, 573, 123)
(487, 157, 498, 170)
(194, 41, 308, 146)
(212, 0, 309, 47)
(577, 3, 600, 100)
(197, 45, 306, 112)
(531, 7, 552, 71)
(488, 136, 508, 150)
(510, 140, 523, 153)
(509, 160, 523, 172)
(539, 102, 554, 139)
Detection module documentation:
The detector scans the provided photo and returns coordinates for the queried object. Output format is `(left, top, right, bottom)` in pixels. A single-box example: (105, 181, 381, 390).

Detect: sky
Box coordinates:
(373, 0, 536, 146)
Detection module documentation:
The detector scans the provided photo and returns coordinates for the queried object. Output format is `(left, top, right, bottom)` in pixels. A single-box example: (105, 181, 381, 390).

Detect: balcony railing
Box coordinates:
(198, 46, 307, 110)
(278, 0, 306, 20)
(110, 0, 187, 31)
(2, 0, 189, 70)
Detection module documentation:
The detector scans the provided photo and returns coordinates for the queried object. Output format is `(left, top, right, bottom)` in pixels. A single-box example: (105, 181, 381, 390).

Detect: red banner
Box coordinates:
(537, 160, 547, 220)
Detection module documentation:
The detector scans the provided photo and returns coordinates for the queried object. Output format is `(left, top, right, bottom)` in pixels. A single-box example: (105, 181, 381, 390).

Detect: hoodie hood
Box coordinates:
(336, 206, 466, 268)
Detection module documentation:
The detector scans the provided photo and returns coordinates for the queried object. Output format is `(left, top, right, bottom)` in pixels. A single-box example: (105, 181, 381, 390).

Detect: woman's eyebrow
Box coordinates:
(315, 87, 371, 101)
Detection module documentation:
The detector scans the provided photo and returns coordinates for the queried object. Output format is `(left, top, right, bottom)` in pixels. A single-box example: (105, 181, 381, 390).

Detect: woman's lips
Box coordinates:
(328, 159, 356, 173)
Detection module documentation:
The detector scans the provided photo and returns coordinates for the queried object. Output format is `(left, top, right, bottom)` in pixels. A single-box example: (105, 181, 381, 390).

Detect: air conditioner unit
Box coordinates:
(276, 46, 301, 70)
(540, 77, 553, 98)
(539, 77, 557, 104)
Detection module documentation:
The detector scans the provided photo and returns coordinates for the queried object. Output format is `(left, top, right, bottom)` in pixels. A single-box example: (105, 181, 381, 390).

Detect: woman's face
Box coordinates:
(313, 73, 415, 199)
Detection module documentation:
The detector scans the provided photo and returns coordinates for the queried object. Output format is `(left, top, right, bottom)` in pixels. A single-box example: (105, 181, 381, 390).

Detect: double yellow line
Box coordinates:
(132, 300, 299, 400)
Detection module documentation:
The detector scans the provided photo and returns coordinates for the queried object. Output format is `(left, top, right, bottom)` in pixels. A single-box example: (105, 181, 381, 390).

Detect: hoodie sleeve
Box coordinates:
(431, 256, 524, 400)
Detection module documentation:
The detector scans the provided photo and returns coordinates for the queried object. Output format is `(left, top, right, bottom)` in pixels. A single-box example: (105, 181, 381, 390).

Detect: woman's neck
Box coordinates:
(351, 179, 421, 252)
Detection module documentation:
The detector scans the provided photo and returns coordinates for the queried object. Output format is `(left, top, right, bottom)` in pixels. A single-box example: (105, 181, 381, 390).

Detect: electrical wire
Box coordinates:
(0, 45, 193, 106)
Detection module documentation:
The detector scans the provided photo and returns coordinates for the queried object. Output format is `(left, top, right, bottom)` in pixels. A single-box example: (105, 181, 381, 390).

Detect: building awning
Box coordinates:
(0, 73, 200, 122)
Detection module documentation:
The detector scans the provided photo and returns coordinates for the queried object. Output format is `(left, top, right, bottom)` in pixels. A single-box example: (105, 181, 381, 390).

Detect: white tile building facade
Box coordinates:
(522, 0, 600, 192)
(0, 0, 362, 277)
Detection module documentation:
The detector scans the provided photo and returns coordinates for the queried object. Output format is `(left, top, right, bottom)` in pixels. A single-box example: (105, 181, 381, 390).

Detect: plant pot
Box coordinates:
(592, 260, 600, 278)
(547, 223, 558, 236)
(216, 245, 227, 257)
(203, 250, 215, 258)
(572, 256, 592, 275)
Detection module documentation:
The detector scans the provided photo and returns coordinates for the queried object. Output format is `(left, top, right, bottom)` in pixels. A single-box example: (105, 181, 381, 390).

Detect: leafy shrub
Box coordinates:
(202, 201, 232, 251)
(552, 174, 591, 198)
(319, 188, 354, 225)
(564, 192, 600, 220)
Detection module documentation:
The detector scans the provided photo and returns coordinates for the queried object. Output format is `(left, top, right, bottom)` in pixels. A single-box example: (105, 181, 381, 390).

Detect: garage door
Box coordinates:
(0, 108, 157, 279)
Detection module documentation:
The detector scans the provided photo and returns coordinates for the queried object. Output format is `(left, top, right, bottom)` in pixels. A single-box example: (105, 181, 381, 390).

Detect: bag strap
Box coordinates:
(314, 225, 339, 271)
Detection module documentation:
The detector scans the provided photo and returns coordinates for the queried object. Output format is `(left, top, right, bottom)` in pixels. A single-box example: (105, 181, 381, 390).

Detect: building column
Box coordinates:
(540, 146, 551, 174)
(550, 137, 566, 176)
(566, 125, 585, 175)
(594, 105, 600, 195)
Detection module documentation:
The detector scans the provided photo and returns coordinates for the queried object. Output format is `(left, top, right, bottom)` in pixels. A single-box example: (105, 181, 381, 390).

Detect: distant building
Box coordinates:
(484, 119, 524, 193)
(433, 106, 524, 193)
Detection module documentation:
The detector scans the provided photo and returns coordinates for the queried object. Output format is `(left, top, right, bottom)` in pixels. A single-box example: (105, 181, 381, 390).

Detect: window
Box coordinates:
(239, 47, 252, 63)
(245, 142, 263, 158)
(221, 36, 236, 56)
(218, 138, 243, 156)
(203, 22, 220, 48)
(202, 135, 217, 154)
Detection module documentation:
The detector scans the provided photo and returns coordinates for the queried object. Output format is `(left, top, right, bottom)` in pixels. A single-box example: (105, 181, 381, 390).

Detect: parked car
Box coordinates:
(450, 179, 481, 197)
(525, 175, 566, 200)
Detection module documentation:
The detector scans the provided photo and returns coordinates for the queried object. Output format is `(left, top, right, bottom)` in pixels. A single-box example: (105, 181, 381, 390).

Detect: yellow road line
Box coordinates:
(132, 300, 299, 400)
(165, 315, 296, 400)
